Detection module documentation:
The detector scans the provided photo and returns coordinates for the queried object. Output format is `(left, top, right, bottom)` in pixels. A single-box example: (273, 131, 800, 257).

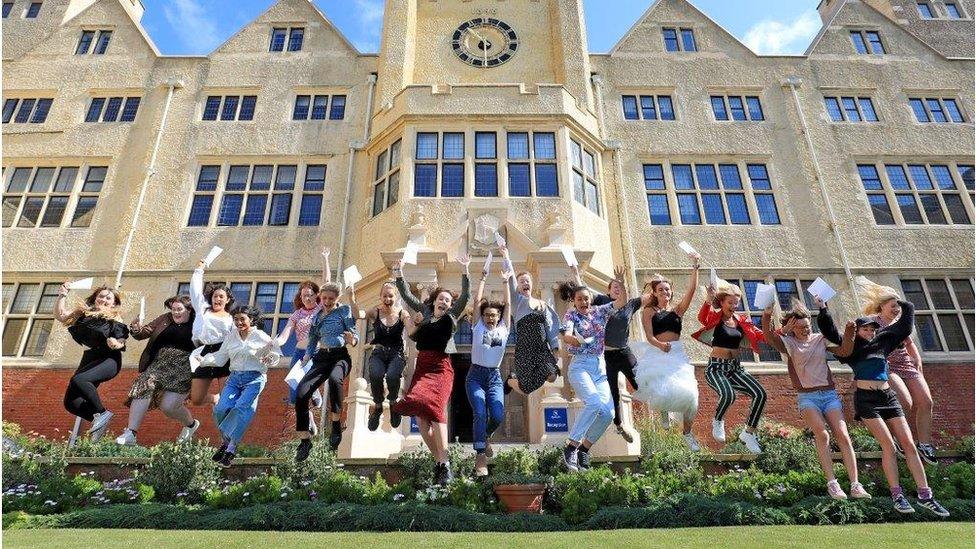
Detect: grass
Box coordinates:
(3, 523, 973, 548)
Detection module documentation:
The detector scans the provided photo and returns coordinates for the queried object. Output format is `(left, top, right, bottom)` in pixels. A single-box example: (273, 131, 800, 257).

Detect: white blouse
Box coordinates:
(190, 267, 234, 345)
(200, 328, 280, 374)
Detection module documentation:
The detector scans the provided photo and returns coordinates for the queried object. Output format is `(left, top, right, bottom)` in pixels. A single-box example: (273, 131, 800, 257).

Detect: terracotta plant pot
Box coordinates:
(493, 483, 547, 514)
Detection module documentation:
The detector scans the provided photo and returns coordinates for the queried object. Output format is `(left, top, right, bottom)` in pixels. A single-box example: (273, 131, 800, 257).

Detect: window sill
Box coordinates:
(871, 224, 974, 230)
(917, 352, 976, 363)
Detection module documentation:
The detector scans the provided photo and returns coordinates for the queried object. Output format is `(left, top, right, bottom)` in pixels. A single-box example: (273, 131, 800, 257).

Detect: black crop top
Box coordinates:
(712, 320, 743, 350)
(411, 314, 455, 353)
(372, 311, 405, 351)
(68, 315, 129, 351)
(650, 310, 682, 336)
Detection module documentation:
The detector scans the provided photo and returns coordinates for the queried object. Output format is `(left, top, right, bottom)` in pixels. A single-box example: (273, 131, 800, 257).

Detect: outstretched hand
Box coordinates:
(613, 266, 626, 283)
(456, 254, 471, 269)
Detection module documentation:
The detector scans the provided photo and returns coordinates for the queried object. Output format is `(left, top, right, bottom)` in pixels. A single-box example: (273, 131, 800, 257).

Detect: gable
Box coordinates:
(610, 0, 756, 58)
(806, 0, 945, 60)
(209, 0, 359, 58)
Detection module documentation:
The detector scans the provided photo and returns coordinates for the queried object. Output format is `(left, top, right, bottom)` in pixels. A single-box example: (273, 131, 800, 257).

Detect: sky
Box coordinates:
(139, 0, 823, 56)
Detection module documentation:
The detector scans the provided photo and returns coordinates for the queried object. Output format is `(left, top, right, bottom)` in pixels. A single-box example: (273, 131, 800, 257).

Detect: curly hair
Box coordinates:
(557, 281, 589, 302)
(163, 295, 195, 320)
(292, 280, 321, 309)
(423, 287, 458, 308)
(204, 282, 236, 309)
(229, 304, 263, 326)
(479, 299, 506, 317)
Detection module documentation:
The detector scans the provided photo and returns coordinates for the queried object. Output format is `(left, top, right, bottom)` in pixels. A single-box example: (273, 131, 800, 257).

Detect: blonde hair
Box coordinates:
(856, 276, 900, 315)
(711, 278, 742, 309)
(780, 298, 811, 325)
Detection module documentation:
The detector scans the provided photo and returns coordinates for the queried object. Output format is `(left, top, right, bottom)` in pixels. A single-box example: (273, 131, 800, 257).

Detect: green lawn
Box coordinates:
(3, 523, 973, 548)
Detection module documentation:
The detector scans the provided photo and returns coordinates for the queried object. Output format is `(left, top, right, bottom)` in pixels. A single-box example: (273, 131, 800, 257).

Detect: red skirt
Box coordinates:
(393, 350, 453, 424)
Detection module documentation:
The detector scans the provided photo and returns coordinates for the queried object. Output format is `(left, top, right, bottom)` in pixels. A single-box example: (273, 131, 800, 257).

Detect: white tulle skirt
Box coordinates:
(632, 341, 699, 417)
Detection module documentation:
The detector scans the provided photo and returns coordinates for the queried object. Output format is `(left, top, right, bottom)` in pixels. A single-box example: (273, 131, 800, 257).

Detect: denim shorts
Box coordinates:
(796, 389, 843, 415)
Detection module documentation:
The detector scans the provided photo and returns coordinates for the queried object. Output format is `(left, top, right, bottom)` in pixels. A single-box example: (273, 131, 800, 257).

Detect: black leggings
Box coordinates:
(605, 348, 638, 427)
(64, 350, 121, 421)
(368, 346, 406, 406)
(296, 348, 350, 432)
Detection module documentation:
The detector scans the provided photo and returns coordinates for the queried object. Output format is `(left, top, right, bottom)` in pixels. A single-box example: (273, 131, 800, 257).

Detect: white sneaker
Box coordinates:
(309, 413, 318, 437)
(115, 429, 137, 446)
(711, 419, 726, 443)
(683, 433, 701, 452)
(88, 411, 114, 435)
(177, 419, 200, 443)
(739, 430, 762, 453)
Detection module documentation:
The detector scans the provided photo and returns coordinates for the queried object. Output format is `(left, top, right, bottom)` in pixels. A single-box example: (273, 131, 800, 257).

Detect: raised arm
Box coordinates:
(611, 268, 629, 311)
(448, 256, 471, 319)
(570, 264, 583, 287)
(321, 247, 332, 284)
(346, 284, 361, 320)
(54, 283, 76, 325)
(828, 321, 857, 358)
(815, 301, 842, 346)
(873, 300, 916, 356)
(760, 308, 788, 354)
(502, 271, 512, 328)
(473, 266, 488, 325)
(190, 261, 209, 315)
(391, 260, 423, 313)
(129, 314, 160, 341)
(275, 318, 295, 347)
(675, 255, 701, 316)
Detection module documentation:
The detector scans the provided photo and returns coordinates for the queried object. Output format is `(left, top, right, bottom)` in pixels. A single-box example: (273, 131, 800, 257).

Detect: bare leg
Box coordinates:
(417, 418, 436, 455)
(801, 408, 835, 481)
(190, 378, 214, 406)
(863, 418, 900, 490)
(905, 376, 934, 444)
(432, 421, 449, 463)
(888, 416, 930, 490)
(887, 373, 913, 428)
(824, 408, 858, 485)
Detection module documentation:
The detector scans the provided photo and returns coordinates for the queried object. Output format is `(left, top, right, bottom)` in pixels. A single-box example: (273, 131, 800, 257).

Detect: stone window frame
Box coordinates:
(75, 28, 113, 55)
(371, 138, 401, 217)
(1, 281, 60, 358)
(269, 26, 305, 53)
(640, 159, 781, 227)
(917, 1, 937, 18)
(2, 97, 54, 124)
(200, 93, 258, 122)
(176, 280, 304, 359)
(899, 276, 975, 357)
(906, 94, 968, 124)
(941, 1, 968, 19)
(620, 93, 676, 122)
(709, 94, 765, 122)
(661, 26, 698, 53)
(184, 159, 328, 228)
(570, 139, 602, 217)
(1, 3, 12, 19)
(854, 160, 974, 227)
(822, 93, 880, 123)
(848, 29, 886, 55)
(410, 127, 564, 201)
(84, 95, 141, 123)
(24, 2, 40, 19)
(2, 163, 107, 228)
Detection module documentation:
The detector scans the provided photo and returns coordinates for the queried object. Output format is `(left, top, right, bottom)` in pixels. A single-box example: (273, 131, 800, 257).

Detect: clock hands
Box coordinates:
(468, 27, 490, 67)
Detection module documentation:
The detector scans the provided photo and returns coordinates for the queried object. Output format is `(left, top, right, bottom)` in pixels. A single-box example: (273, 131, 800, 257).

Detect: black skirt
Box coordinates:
(191, 342, 231, 380)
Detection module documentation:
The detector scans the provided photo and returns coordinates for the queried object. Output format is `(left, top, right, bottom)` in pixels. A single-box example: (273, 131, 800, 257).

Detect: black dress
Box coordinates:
(513, 309, 559, 394)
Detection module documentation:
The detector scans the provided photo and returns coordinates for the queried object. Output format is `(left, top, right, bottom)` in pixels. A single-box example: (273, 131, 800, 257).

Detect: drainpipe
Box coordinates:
(114, 77, 183, 290)
(783, 75, 858, 301)
(336, 73, 378, 284)
(591, 73, 638, 293)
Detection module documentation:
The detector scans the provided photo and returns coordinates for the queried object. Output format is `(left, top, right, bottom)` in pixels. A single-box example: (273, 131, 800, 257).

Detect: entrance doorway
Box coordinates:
(447, 352, 529, 444)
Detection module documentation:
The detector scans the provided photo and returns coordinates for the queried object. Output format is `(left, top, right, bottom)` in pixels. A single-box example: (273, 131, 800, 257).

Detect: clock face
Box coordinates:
(452, 18, 519, 68)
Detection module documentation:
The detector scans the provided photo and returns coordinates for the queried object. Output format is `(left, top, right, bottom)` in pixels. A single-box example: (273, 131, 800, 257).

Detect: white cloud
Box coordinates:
(743, 10, 821, 55)
(350, 0, 384, 52)
(162, 0, 222, 54)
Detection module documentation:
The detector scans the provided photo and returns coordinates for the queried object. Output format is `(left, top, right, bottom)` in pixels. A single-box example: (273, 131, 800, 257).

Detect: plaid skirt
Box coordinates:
(125, 347, 192, 408)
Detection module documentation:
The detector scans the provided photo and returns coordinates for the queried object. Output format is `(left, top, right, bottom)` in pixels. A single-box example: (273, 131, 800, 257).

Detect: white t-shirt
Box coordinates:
(471, 320, 509, 369)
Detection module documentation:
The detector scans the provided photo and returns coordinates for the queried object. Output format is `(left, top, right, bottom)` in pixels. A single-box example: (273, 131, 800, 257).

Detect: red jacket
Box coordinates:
(691, 302, 765, 352)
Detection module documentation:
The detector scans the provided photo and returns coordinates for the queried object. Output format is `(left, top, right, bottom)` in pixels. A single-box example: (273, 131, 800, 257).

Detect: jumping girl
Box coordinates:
(467, 265, 511, 476)
(199, 305, 280, 468)
(830, 298, 948, 516)
(761, 298, 869, 500)
(391, 256, 471, 485)
(116, 295, 199, 445)
(558, 277, 628, 472)
(498, 245, 561, 396)
(189, 260, 235, 407)
(633, 254, 701, 451)
(55, 284, 129, 441)
(691, 279, 767, 453)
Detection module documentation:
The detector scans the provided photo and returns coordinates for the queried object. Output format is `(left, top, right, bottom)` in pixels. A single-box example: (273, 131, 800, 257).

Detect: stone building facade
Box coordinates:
(2, 0, 973, 458)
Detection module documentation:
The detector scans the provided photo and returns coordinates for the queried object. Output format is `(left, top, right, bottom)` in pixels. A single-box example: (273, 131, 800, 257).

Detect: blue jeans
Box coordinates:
(213, 370, 266, 444)
(465, 364, 505, 453)
(568, 354, 614, 444)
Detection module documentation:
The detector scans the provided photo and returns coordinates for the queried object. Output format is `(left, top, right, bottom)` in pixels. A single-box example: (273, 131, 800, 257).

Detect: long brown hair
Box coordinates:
(293, 280, 321, 310)
(643, 274, 672, 309)
(66, 286, 123, 325)
(423, 287, 458, 308)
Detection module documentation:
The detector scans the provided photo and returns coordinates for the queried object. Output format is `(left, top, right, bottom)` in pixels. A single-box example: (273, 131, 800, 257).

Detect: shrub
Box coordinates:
(87, 478, 154, 507)
(395, 448, 435, 487)
(137, 441, 219, 503)
(553, 467, 641, 524)
(2, 450, 68, 491)
(954, 434, 974, 463)
(709, 467, 826, 506)
(205, 475, 285, 509)
(639, 428, 704, 498)
(270, 439, 337, 488)
(308, 469, 391, 505)
(848, 425, 882, 452)
(67, 437, 152, 458)
(742, 423, 820, 475)
(535, 445, 564, 477)
(1, 473, 101, 515)
(491, 446, 537, 476)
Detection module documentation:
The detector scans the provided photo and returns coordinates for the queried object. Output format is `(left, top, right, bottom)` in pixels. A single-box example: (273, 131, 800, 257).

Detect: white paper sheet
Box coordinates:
(483, 251, 493, 274)
(560, 245, 578, 267)
(285, 358, 313, 390)
(807, 277, 837, 303)
(203, 246, 223, 267)
(494, 231, 506, 247)
(754, 283, 777, 309)
(402, 241, 419, 265)
(709, 268, 718, 289)
(189, 346, 205, 373)
(678, 241, 699, 257)
(138, 297, 145, 324)
(343, 265, 363, 288)
(67, 277, 94, 290)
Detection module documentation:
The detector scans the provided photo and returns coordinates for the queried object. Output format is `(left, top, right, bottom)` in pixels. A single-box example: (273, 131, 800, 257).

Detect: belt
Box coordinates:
(316, 345, 348, 352)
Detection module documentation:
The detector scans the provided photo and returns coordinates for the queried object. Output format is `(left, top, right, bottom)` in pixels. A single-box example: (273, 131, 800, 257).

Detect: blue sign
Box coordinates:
(410, 416, 420, 433)
(544, 407, 568, 433)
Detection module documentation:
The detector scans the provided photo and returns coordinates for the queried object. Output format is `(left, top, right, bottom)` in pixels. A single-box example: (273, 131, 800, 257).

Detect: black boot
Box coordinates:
(295, 438, 313, 463)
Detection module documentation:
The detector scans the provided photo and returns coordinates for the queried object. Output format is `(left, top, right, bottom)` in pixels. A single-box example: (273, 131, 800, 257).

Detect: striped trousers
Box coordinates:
(704, 357, 767, 429)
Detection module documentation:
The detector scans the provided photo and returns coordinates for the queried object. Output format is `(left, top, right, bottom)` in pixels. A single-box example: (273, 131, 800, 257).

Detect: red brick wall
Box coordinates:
(3, 363, 973, 449)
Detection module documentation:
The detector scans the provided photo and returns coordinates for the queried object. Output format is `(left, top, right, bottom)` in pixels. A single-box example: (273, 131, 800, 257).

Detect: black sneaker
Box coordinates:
(917, 497, 950, 517)
(212, 443, 228, 463)
(295, 439, 313, 463)
(917, 443, 937, 465)
(217, 451, 235, 469)
(562, 445, 579, 472)
(504, 374, 516, 396)
(367, 408, 382, 432)
(892, 494, 915, 514)
(433, 463, 447, 486)
(329, 424, 342, 451)
(893, 440, 906, 459)
(390, 410, 402, 429)
(577, 448, 592, 471)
